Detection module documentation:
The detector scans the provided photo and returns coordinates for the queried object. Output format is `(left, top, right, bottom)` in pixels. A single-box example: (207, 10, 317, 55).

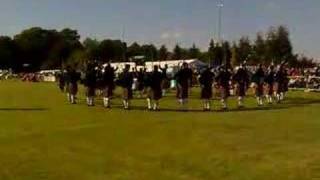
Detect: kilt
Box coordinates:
(67, 83, 78, 95)
(274, 82, 284, 94)
(86, 87, 96, 97)
(265, 84, 274, 95)
(137, 82, 144, 91)
(201, 86, 213, 99)
(122, 87, 133, 100)
(235, 83, 246, 97)
(96, 80, 104, 90)
(220, 86, 230, 99)
(176, 84, 189, 99)
(103, 85, 114, 98)
(283, 82, 289, 92)
(254, 83, 264, 97)
(149, 87, 162, 100)
(59, 84, 65, 91)
(161, 79, 170, 89)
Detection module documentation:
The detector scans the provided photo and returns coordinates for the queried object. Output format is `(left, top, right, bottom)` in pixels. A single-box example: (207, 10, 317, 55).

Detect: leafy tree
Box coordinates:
(58, 28, 83, 63)
(83, 38, 101, 61)
(99, 39, 126, 62)
(188, 43, 201, 59)
(236, 36, 252, 64)
(127, 42, 142, 60)
(222, 41, 232, 68)
(159, 45, 169, 60)
(252, 32, 266, 64)
(0, 36, 16, 69)
(173, 44, 183, 60)
(213, 45, 224, 66)
(141, 44, 158, 62)
(14, 27, 61, 70)
(66, 49, 87, 69)
(0, 25, 305, 71)
(276, 25, 293, 63)
(265, 26, 293, 64)
(231, 43, 239, 67)
(208, 39, 215, 66)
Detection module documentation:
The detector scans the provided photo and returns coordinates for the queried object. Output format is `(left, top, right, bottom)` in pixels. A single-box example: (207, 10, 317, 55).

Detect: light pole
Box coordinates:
(121, 26, 126, 62)
(217, 0, 224, 44)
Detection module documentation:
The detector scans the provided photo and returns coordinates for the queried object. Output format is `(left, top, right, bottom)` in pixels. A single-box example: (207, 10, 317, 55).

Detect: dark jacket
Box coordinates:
(118, 71, 134, 88)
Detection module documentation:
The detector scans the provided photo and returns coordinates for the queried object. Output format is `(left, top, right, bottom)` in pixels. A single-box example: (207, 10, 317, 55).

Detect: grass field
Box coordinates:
(0, 81, 320, 180)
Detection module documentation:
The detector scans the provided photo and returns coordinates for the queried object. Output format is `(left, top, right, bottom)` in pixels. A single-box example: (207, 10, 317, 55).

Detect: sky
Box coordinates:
(0, 0, 319, 60)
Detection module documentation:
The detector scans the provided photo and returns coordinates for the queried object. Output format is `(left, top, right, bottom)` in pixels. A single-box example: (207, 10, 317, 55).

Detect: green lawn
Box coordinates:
(0, 81, 319, 180)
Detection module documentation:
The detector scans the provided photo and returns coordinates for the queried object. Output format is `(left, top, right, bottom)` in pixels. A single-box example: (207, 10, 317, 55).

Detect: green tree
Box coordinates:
(213, 45, 224, 66)
(14, 27, 61, 70)
(222, 41, 232, 68)
(159, 45, 169, 60)
(99, 39, 126, 62)
(236, 36, 252, 64)
(83, 38, 101, 61)
(208, 39, 215, 66)
(252, 32, 266, 64)
(141, 44, 158, 62)
(127, 42, 142, 60)
(0, 36, 16, 69)
(58, 28, 83, 63)
(188, 43, 201, 59)
(173, 44, 183, 60)
(276, 25, 293, 63)
(231, 43, 239, 67)
(67, 49, 87, 69)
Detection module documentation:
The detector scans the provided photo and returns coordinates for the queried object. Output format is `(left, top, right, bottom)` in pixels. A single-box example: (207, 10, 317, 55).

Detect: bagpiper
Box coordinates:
(252, 64, 265, 106)
(233, 64, 250, 108)
(136, 68, 145, 98)
(146, 65, 163, 111)
(160, 64, 170, 96)
(102, 63, 117, 108)
(274, 64, 286, 103)
(117, 64, 134, 110)
(174, 62, 193, 110)
(84, 63, 97, 106)
(199, 67, 215, 111)
(57, 71, 66, 92)
(215, 65, 232, 110)
(65, 66, 81, 104)
(265, 64, 276, 104)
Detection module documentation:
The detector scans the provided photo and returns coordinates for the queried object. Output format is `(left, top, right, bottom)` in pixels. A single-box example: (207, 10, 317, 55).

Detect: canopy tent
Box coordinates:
(145, 59, 208, 74)
(102, 62, 136, 73)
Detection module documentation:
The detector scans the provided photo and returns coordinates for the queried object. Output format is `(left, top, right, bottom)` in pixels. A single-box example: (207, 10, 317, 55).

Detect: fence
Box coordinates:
(289, 76, 320, 92)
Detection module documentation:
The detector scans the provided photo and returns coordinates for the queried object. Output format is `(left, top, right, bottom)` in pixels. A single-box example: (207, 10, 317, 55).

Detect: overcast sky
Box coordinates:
(0, 0, 319, 60)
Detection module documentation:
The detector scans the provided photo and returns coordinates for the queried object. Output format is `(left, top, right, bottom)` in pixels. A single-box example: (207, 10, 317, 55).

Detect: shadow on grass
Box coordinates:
(98, 105, 289, 113)
(0, 108, 49, 111)
(76, 96, 320, 113)
(285, 97, 320, 106)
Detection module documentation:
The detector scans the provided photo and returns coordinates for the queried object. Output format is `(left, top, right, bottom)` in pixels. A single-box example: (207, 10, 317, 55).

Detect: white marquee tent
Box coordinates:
(145, 59, 208, 74)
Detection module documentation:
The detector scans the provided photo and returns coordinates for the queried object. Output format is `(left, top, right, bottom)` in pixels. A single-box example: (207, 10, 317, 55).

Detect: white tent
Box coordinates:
(102, 62, 136, 73)
(145, 59, 208, 74)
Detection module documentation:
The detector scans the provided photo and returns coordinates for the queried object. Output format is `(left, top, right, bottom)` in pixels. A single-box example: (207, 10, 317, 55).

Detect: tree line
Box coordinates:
(0, 25, 316, 72)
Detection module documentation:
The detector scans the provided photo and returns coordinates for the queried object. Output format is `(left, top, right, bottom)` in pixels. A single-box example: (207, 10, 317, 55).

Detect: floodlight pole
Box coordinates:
(122, 26, 126, 62)
(217, 0, 224, 44)
(211, 0, 224, 67)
